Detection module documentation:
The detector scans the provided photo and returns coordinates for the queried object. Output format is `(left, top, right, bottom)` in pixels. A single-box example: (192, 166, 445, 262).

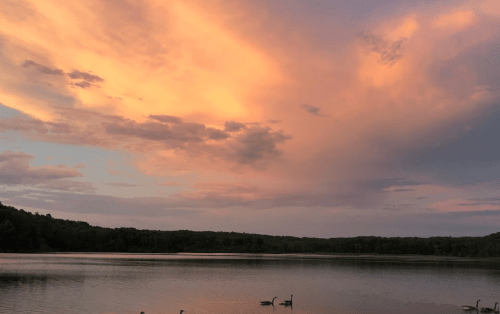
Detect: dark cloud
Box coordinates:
(104, 117, 208, 144)
(20, 60, 104, 89)
(430, 35, 500, 97)
(0, 150, 86, 190)
(207, 128, 230, 140)
(230, 126, 292, 164)
(362, 178, 423, 191)
(71, 81, 92, 89)
(22, 60, 65, 75)
(358, 32, 406, 65)
(301, 104, 325, 116)
(403, 105, 500, 185)
(0, 107, 290, 165)
(224, 121, 246, 132)
(104, 116, 291, 164)
(67, 70, 104, 82)
(149, 115, 183, 124)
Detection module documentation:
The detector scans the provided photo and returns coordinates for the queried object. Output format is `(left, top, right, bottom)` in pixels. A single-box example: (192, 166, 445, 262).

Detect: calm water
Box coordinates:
(1, 253, 499, 314)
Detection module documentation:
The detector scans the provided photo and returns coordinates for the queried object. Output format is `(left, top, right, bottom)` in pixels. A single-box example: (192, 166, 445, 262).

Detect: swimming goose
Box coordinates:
(260, 297, 277, 305)
(481, 302, 499, 313)
(463, 300, 480, 311)
(279, 294, 293, 306)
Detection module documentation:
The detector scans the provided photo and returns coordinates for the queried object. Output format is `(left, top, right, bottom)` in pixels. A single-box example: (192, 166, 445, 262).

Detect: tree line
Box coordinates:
(1, 202, 500, 257)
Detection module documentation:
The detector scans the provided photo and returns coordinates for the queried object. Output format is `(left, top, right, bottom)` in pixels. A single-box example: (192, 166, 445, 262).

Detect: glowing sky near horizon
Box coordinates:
(1, 0, 500, 237)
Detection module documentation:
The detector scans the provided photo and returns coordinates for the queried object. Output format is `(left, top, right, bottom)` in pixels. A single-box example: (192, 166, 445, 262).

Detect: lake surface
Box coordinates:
(1, 253, 499, 314)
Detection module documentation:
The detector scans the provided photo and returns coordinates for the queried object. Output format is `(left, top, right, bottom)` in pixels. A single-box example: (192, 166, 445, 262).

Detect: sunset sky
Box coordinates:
(1, 0, 500, 237)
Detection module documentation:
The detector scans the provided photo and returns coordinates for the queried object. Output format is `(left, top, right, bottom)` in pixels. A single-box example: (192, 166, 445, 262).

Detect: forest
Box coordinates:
(1, 201, 500, 257)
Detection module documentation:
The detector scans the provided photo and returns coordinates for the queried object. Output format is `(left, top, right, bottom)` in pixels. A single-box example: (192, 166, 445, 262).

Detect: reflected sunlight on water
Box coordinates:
(0, 253, 499, 314)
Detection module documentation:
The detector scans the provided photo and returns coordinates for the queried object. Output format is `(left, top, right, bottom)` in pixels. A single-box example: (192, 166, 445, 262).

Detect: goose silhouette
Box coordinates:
(463, 300, 480, 311)
(260, 297, 277, 305)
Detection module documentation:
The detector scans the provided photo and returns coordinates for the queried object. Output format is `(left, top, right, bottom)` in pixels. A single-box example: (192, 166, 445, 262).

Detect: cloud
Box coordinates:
(0, 114, 114, 147)
(224, 121, 246, 132)
(400, 105, 500, 185)
(229, 126, 291, 164)
(104, 115, 291, 164)
(358, 32, 407, 65)
(67, 70, 104, 83)
(70, 81, 92, 89)
(20, 60, 104, 89)
(22, 60, 65, 75)
(149, 115, 183, 124)
(0, 150, 88, 191)
(301, 104, 327, 116)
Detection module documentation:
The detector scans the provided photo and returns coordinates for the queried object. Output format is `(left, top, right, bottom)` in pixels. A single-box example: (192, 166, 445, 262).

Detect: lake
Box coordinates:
(0, 253, 499, 314)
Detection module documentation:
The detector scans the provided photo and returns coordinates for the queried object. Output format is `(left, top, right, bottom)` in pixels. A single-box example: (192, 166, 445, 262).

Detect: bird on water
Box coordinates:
(260, 297, 277, 305)
(481, 302, 499, 313)
(279, 294, 293, 306)
(462, 300, 480, 311)
(140, 311, 184, 314)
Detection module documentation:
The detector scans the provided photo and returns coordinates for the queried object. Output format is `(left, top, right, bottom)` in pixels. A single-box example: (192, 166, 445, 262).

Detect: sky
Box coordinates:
(1, 0, 500, 238)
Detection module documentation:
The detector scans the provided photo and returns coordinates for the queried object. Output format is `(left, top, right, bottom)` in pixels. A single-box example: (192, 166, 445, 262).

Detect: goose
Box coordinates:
(463, 300, 480, 311)
(481, 302, 499, 313)
(279, 294, 293, 306)
(260, 297, 277, 305)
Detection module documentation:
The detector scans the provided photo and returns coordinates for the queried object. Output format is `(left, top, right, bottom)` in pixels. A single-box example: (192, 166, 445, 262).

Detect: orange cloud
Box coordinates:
(0, 0, 283, 124)
(432, 10, 476, 30)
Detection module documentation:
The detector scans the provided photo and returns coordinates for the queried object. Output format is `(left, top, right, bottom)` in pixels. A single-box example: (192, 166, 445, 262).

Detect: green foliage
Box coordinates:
(1, 201, 499, 256)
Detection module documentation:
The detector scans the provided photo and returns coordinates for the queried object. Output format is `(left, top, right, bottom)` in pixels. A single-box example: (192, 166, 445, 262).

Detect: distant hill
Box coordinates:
(1, 201, 500, 256)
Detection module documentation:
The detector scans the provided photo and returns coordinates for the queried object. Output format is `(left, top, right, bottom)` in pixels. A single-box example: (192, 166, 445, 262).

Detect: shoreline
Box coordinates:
(2, 251, 500, 263)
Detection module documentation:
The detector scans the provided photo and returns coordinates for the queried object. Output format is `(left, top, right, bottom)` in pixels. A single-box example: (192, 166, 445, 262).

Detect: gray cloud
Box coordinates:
(224, 121, 246, 132)
(67, 70, 104, 82)
(149, 115, 183, 124)
(22, 60, 65, 75)
(104, 117, 210, 144)
(21, 59, 104, 89)
(402, 105, 500, 185)
(430, 33, 500, 98)
(70, 81, 92, 89)
(0, 150, 87, 190)
(229, 126, 291, 164)
(104, 116, 291, 164)
(0, 110, 291, 165)
(301, 104, 325, 116)
(362, 178, 423, 191)
(358, 32, 406, 65)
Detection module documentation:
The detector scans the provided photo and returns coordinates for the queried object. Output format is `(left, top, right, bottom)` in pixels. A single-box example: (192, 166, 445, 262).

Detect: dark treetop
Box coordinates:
(1, 202, 500, 257)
